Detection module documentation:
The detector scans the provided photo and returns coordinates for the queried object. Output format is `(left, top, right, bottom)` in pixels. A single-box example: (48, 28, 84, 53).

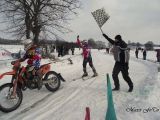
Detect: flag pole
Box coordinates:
(99, 27, 104, 34)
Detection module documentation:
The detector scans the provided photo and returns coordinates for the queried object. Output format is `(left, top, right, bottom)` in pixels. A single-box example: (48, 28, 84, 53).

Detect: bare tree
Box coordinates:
(0, 0, 81, 44)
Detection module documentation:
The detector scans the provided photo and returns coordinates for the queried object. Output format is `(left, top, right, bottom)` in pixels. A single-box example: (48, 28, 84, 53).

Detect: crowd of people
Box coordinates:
(105, 44, 160, 63)
(135, 47, 160, 62)
(57, 45, 75, 57)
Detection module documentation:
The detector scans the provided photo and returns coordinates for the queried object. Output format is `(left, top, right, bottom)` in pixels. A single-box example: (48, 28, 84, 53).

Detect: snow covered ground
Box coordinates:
(0, 46, 160, 120)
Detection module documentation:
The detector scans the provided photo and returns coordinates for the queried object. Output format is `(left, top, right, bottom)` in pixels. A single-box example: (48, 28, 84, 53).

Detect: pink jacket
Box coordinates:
(77, 38, 91, 59)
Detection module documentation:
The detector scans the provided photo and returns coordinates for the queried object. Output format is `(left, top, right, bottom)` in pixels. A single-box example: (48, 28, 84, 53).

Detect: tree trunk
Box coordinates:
(33, 26, 41, 44)
(25, 11, 31, 39)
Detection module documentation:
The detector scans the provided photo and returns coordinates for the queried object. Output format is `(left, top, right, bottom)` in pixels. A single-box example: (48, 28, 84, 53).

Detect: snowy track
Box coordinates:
(0, 49, 159, 120)
(116, 57, 159, 120)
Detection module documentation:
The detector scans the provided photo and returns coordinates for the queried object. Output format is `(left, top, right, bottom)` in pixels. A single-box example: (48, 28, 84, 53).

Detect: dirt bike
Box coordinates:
(0, 61, 65, 113)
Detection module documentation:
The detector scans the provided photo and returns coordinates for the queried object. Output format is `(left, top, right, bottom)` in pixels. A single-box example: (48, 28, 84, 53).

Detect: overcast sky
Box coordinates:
(62, 0, 160, 44)
(0, 0, 160, 45)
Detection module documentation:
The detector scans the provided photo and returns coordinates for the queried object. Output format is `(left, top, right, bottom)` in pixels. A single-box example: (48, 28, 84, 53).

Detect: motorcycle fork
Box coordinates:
(11, 69, 20, 97)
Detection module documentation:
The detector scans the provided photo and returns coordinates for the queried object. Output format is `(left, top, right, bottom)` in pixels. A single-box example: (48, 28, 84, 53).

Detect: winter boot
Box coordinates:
(112, 88, 120, 91)
(82, 72, 88, 77)
(82, 68, 88, 77)
(112, 86, 120, 91)
(10, 95, 17, 99)
(128, 85, 133, 92)
(91, 66, 98, 77)
(92, 72, 98, 77)
(34, 76, 43, 90)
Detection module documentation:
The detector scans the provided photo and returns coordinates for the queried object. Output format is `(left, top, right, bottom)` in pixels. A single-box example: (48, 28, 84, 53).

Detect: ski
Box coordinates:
(72, 75, 97, 81)
(82, 76, 94, 80)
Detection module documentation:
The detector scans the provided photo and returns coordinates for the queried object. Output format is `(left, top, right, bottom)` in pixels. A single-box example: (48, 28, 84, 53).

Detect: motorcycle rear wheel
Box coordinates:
(44, 71, 61, 92)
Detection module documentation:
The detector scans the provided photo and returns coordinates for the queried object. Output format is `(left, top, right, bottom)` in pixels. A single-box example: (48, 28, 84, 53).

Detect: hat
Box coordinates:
(115, 35, 122, 40)
(82, 40, 88, 47)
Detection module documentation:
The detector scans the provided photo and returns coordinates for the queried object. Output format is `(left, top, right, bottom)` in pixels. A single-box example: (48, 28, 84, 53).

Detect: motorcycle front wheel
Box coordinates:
(0, 83, 23, 112)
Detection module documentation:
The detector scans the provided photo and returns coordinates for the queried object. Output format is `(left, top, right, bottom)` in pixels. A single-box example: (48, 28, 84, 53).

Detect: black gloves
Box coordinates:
(102, 34, 108, 39)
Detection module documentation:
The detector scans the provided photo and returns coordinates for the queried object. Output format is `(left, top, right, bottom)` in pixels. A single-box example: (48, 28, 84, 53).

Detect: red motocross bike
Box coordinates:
(0, 61, 65, 112)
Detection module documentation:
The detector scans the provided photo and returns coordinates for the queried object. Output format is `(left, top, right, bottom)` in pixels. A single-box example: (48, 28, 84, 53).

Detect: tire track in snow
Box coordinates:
(8, 93, 52, 119)
(0, 54, 91, 120)
(131, 57, 158, 98)
(8, 76, 97, 120)
(26, 77, 97, 120)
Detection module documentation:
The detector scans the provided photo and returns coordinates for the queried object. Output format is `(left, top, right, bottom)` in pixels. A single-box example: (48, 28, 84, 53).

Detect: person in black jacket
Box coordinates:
(135, 48, 139, 58)
(103, 34, 133, 92)
(143, 49, 147, 60)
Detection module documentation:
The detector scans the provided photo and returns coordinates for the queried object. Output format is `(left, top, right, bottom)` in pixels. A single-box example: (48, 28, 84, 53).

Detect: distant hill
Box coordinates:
(0, 37, 66, 45)
(0, 38, 21, 45)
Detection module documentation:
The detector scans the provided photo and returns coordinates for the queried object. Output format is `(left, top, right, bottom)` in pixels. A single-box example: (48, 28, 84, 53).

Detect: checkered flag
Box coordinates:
(91, 8, 110, 28)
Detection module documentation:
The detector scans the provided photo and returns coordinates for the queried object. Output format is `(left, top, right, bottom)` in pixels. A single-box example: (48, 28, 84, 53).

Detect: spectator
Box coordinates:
(143, 49, 147, 60)
(135, 48, 139, 58)
(58, 45, 64, 57)
(71, 46, 75, 55)
(106, 47, 109, 54)
(155, 49, 160, 62)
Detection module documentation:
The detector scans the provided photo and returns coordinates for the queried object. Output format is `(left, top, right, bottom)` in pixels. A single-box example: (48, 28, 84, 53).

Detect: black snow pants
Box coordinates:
(112, 62, 133, 89)
(83, 57, 96, 74)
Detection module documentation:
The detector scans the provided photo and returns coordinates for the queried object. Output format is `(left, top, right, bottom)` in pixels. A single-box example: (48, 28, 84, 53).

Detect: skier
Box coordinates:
(103, 33, 133, 92)
(77, 35, 98, 77)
